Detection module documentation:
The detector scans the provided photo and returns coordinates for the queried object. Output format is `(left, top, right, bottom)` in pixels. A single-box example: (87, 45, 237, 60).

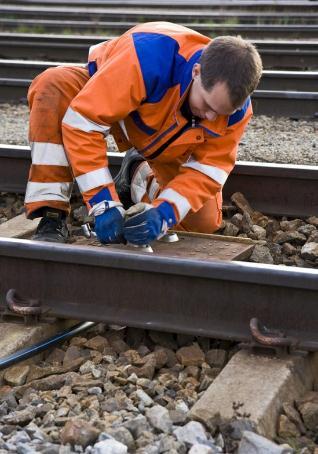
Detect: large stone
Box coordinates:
(104, 427, 135, 451)
(277, 414, 300, 438)
(273, 231, 306, 245)
(280, 219, 304, 231)
(145, 405, 173, 433)
(223, 222, 239, 237)
(174, 421, 207, 445)
(231, 192, 254, 216)
(59, 419, 100, 447)
(85, 335, 109, 352)
(307, 216, 318, 227)
(301, 242, 318, 261)
(123, 415, 150, 439)
(63, 346, 83, 365)
(176, 344, 205, 367)
(189, 350, 315, 438)
(205, 349, 227, 369)
(297, 391, 318, 431)
(4, 365, 30, 386)
(249, 245, 274, 264)
(148, 331, 178, 350)
(189, 445, 216, 454)
(282, 402, 306, 434)
(2, 407, 36, 425)
(93, 438, 128, 454)
(237, 431, 293, 454)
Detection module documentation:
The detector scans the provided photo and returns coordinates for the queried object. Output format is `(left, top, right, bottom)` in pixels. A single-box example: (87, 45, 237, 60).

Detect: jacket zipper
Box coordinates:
(146, 116, 197, 160)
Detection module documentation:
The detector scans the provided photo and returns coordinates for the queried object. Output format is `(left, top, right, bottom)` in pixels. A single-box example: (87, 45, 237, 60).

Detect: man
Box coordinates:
(25, 21, 262, 245)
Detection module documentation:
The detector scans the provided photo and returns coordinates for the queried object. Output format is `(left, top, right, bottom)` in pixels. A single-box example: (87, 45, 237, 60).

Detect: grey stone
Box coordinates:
(188, 445, 217, 454)
(274, 231, 306, 245)
(3, 365, 30, 386)
(145, 405, 172, 433)
(301, 242, 318, 261)
(25, 422, 47, 441)
(93, 439, 128, 454)
(223, 222, 239, 237)
(0, 401, 8, 417)
(16, 444, 37, 454)
(249, 245, 274, 264)
(205, 349, 227, 369)
(6, 430, 31, 444)
(221, 418, 256, 440)
(173, 421, 207, 445)
(123, 415, 149, 439)
(104, 427, 135, 451)
(298, 224, 316, 237)
(237, 431, 293, 454)
(136, 389, 153, 407)
(158, 435, 185, 453)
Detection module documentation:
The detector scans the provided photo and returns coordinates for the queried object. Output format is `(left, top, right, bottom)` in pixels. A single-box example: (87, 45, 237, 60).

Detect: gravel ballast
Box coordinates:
(1, 102, 317, 166)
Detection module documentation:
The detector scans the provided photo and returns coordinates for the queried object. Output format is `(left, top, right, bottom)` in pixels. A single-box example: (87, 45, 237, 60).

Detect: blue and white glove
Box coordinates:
(89, 189, 125, 244)
(123, 201, 177, 246)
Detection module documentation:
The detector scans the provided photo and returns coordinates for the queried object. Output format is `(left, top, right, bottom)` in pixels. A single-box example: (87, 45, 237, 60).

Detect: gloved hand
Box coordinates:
(89, 189, 125, 244)
(123, 201, 177, 245)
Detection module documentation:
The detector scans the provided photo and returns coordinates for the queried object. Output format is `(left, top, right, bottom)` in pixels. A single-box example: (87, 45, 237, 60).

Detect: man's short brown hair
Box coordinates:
(200, 36, 262, 109)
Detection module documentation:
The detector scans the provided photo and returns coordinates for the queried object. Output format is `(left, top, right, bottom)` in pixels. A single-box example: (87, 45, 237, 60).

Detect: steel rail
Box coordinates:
(1, 145, 317, 218)
(1, 19, 317, 39)
(1, 77, 316, 118)
(1, 60, 317, 92)
(4, 0, 318, 12)
(0, 33, 317, 70)
(2, 5, 318, 24)
(0, 237, 317, 350)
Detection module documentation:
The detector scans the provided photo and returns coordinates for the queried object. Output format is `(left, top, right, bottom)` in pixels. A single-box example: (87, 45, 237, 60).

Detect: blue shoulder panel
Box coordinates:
(132, 32, 202, 103)
(227, 97, 251, 127)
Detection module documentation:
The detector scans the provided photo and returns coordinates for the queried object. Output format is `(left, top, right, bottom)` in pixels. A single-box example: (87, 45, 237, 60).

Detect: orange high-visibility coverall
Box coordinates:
(25, 21, 253, 233)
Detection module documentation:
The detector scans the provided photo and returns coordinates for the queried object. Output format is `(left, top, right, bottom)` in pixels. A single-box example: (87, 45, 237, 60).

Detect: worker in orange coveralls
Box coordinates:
(25, 21, 262, 245)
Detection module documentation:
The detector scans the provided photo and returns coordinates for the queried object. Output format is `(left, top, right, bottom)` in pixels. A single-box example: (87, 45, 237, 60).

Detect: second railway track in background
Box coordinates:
(1, 34, 317, 70)
(0, 34, 317, 118)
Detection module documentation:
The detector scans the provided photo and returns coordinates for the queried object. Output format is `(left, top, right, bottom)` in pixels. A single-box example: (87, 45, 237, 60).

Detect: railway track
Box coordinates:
(0, 34, 317, 71)
(4, 0, 318, 12)
(1, 144, 318, 219)
(1, 76, 317, 118)
(1, 19, 317, 39)
(1, 59, 317, 92)
(2, 5, 318, 24)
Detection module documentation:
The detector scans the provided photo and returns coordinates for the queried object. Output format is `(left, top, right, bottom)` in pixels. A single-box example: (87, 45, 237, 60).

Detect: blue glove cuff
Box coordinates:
(89, 187, 112, 206)
(156, 201, 177, 228)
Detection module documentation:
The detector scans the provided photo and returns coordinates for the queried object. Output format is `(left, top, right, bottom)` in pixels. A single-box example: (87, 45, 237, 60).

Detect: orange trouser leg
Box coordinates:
(25, 65, 90, 219)
(176, 192, 223, 234)
(131, 161, 223, 234)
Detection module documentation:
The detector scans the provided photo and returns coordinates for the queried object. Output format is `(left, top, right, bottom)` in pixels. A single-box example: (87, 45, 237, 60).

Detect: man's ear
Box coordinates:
(192, 63, 201, 79)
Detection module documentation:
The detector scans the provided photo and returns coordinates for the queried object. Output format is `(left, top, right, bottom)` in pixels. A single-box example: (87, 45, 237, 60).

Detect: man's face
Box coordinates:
(188, 64, 236, 121)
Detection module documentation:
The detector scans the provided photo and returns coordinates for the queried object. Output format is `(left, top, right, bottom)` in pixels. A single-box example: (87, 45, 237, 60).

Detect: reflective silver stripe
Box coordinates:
(131, 161, 152, 203)
(119, 119, 129, 141)
(76, 167, 113, 193)
(31, 142, 69, 166)
(182, 158, 228, 186)
(63, 107, 110, 135)
(88, 41, 105, 56)
(159, 188, 191, 220)
(148, 177, 160, 202)
(25, 181, 72, 203)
